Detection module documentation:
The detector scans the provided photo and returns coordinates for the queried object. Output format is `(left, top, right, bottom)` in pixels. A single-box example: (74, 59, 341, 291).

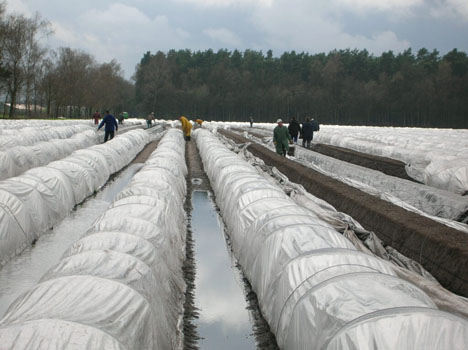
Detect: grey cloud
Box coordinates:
(7, 0, 468, 79)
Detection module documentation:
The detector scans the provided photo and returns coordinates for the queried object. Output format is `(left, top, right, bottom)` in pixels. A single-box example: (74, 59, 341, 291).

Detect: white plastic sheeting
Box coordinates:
(292, 146, 468, 223)
(212, 123, 468, 196)
(0, 130, 99, 180)
(0, 129, 187, 349)
(226, 125, 468, 226)
(312, 125, 468, 196)
(0, 119, 144, 150)
(0, 123, 94, 149)
(194, 128, 468, 350)
(0, 129, 150, 267)
(0, 120, 145, 181)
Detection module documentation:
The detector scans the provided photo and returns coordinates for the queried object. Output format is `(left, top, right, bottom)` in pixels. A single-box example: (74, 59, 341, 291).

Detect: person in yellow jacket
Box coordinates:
(179, 116, 192, 141)
(194, 119, 203, 129)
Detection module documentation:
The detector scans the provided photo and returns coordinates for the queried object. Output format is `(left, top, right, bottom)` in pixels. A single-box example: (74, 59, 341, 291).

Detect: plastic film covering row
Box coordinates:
(223, 123, 468, 223)
(0, 120, 144, 149)
(0, 129, 187, 349)
(313, 125, 468, 196)
(0, 123, 94, 150)
(194, 128, 468, 350)
(0, 121, 144, 181)
(0, 129, 98, 181)
(0, 129, 150, 267)
(295, 144, 468, 223)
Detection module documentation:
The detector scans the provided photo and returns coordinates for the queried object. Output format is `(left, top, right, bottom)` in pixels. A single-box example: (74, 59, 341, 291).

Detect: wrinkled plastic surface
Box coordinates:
(0, 129, 150, 266)
(0, 319, 127, 350)
(0, 120, 144, 181)
(0, 129, 187, 349)
(0, 122, 93, 149)
(324, 308, 468, 350)
(293, 146, 468, 222)
(215, 122, 468, 196)
(223, 123, 468, 224)
(194, 128, 468, 350)
(309, 125, 468, 196)
(231, 131, 468, 319)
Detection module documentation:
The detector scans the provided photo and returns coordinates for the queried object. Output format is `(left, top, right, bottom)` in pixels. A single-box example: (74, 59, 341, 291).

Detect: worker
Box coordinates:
(288, 117, 301, 144)
(146, 112, 155, 128)
(92, 110, 101, 125)
(179, 116, 193, 141)
(195, 119, 203, 128)
(273, 118, 292, 156)
(97, 110, 118, 143)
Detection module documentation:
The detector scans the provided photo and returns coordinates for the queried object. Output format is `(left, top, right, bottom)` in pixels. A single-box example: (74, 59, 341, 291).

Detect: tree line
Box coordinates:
(0, 2, 133, 119)
(1, 0, 467, 127)
(134, 47, 468, 127)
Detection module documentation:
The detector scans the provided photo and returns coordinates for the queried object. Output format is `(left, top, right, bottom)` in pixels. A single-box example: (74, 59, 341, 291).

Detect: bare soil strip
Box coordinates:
(219, 129, 468, 297)
(232, 127, 416, 181)
(308, 143, 416, 181)
(132, 140, 160, 163)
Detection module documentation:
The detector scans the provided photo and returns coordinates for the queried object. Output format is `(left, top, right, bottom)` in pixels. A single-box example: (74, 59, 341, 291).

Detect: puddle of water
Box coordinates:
(0, 164, 142, 318)
(96, 163, 143, 202)
(191, 190, 256, 350)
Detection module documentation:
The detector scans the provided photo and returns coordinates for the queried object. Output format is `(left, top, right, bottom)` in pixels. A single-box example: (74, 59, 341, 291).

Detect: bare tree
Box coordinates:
(54, 47, 94, 117)
(1, 12, 49, 118)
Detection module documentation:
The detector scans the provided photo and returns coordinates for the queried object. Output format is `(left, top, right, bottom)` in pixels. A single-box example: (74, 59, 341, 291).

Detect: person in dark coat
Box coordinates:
(301, 118, 314, 148)
(288, 117, 301, 144)
(92, 111, 101, 125)
(117, 113, 124, 125)
(98, 110, 118, 142)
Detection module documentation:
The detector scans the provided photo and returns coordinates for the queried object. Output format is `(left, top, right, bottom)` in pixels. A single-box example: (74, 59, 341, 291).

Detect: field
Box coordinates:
(0, 119, 467, 349)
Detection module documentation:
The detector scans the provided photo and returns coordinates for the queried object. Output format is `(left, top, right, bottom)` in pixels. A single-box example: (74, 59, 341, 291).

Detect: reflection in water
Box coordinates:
(0, 164, 142, 318)
(192, 190, 256, 350)
(96, 163, 143, 202)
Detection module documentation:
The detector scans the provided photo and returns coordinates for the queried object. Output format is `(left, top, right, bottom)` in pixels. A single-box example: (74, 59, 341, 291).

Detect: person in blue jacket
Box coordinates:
(97, 110, 118, 142)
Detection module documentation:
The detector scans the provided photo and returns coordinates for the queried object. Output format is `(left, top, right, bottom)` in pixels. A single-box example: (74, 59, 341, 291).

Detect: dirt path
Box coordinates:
(232, 127, 416, 181)
(185, 139, 211, 191)
(219, 129, 468, 298)
(132, 140, 160, 163)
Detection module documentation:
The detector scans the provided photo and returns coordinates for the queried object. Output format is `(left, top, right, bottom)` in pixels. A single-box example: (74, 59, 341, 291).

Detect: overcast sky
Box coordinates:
(7, 0, 468, 79)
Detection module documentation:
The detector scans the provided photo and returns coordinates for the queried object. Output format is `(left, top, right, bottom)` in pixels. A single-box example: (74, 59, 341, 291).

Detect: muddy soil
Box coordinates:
(182, 139, 279, 349)
(232, 127, 416, 181)
(308, 143, 415, 181)
(182, 140, 199, 350)
(219, 129, 468, 298)
(132, 140, 160, 163)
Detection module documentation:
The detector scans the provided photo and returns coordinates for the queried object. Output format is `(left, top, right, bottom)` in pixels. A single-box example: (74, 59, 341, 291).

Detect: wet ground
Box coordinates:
(192, 191, 256, 349)
(183, 139, 278, 350)
(1, 135, 278, 347)
(0, 163, 143, 317)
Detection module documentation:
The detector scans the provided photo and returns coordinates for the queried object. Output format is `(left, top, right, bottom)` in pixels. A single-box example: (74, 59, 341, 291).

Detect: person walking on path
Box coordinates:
(301, 118, 314, 148)
(92, 111, 101, 125)
(273, 119, 292, 156)
(250, 116, 253, 127)
(288, 117, 301, 144)
(311, 117, 320, 133)
(146, 112, 155, 128)
(98, 110, 118, 142)
(179, 116, 193, 141)
(117, 113, 124, 125)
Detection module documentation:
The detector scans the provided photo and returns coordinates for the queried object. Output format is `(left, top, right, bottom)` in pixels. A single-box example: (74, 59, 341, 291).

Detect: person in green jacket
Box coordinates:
(273, 119, 292, 156)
